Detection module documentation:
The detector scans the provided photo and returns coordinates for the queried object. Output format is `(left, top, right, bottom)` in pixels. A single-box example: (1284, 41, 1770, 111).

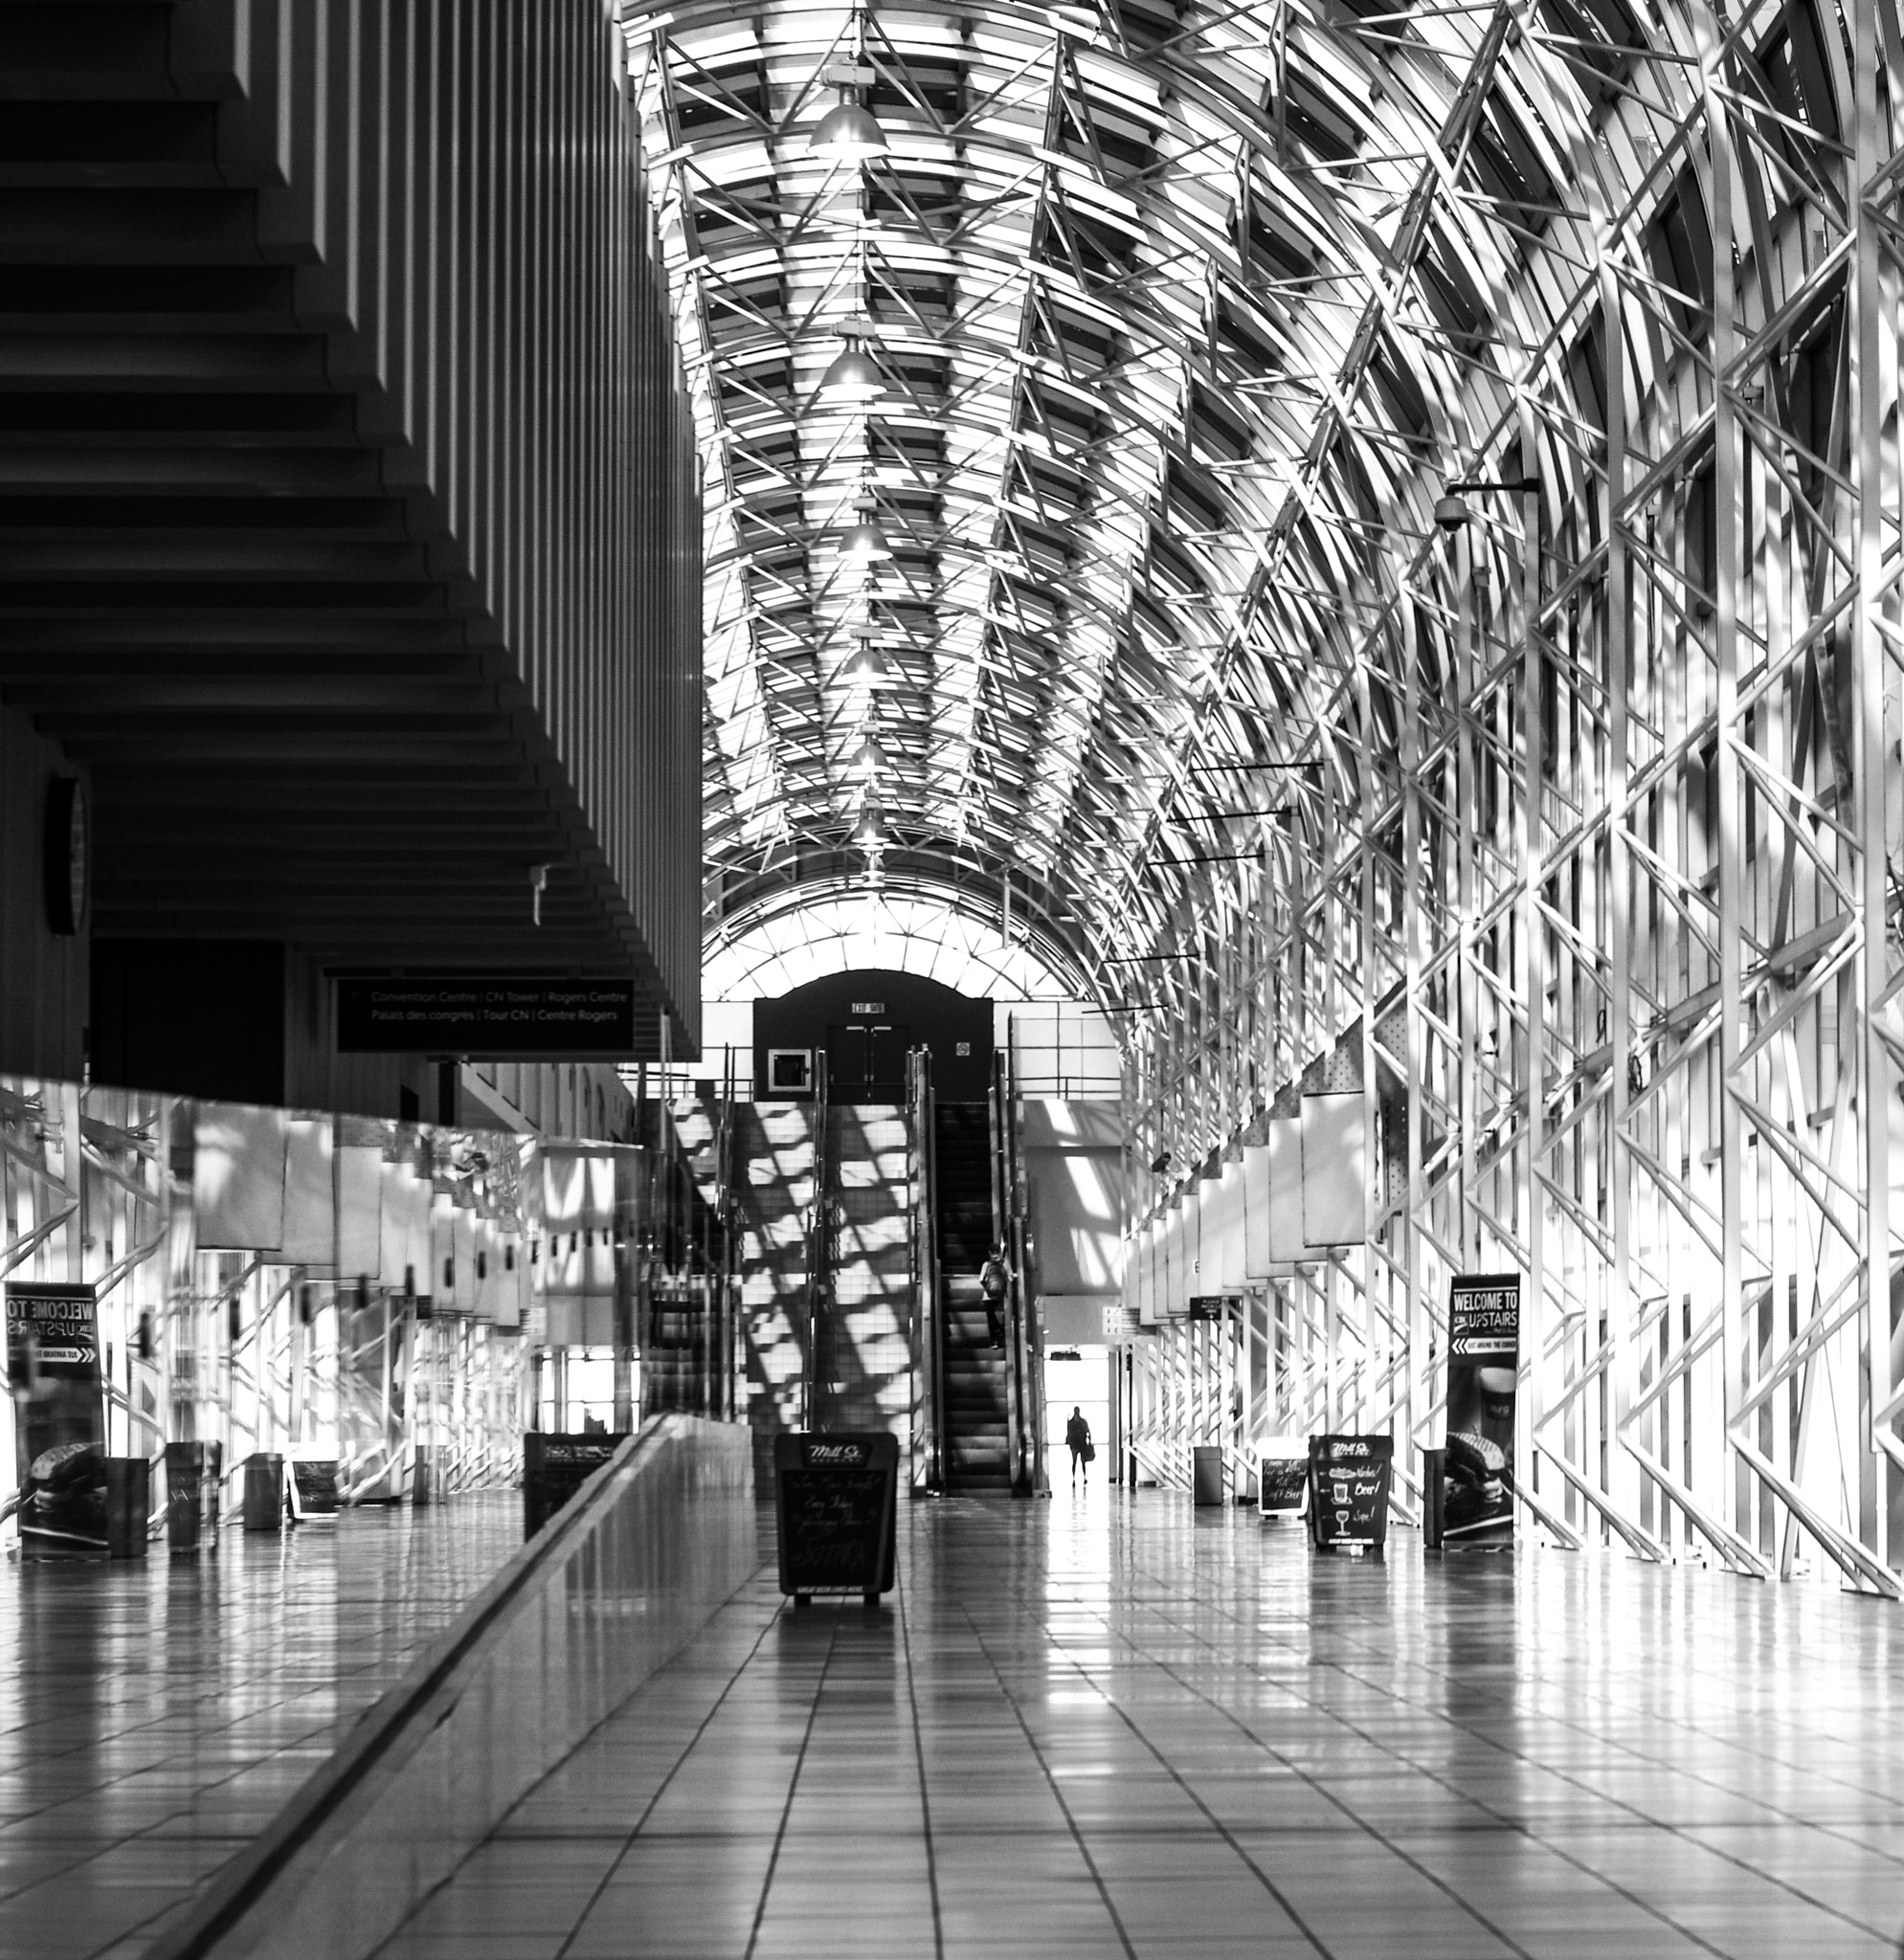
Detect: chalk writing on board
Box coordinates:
(773, 1433, 898, 1597)
(1310, 1435, 1394, 1552)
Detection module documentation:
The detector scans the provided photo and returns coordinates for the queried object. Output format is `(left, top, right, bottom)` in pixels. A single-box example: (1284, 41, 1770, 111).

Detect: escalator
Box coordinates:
(933, 1102, 1011, 1490)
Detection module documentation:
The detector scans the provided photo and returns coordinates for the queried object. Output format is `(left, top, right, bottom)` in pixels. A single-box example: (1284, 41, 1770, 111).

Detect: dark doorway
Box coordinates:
(826, 1021, 911, 1093)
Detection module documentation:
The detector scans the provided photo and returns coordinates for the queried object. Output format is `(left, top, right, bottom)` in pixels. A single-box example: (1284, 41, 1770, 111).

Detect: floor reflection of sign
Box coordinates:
(1309, 1434, 1394, 1554)
(6, 1282, 106, 1558)
(773, 1433, 899, 1600)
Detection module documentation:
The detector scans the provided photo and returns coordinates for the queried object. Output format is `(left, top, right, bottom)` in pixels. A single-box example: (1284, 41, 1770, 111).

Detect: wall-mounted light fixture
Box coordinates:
(1434, 476, 1539, 531)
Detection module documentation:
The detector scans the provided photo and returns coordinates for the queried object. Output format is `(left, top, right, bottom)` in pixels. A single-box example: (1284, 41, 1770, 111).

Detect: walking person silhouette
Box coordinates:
(1065, 1407, 1093, 1485)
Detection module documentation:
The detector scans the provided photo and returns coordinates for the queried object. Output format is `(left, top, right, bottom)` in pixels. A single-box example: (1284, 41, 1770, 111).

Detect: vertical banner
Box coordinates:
(6, 1281, 107, 1557)
(1444, 1273, 1521, 1544)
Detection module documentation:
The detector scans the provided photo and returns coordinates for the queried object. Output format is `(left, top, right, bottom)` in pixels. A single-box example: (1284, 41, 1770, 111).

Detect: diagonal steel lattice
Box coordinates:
(622, 0, 1552, 984)
(625, 0, 1904, 1589)
(1101, 0, 1904, 1592)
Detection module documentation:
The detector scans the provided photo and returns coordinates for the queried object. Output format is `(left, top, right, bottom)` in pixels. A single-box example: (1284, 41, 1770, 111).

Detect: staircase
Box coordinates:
(676, 1099, 815, 1485)
(934, 1103, 1010, 1490)
(680, 1097, 920, 1481)
(819, 1104, 913, 1437)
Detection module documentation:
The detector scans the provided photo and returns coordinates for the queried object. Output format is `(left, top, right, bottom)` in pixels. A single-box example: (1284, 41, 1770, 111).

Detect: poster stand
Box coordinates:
(1444, 1274, 1521, 1548)
(6, 1281, 107, 1560)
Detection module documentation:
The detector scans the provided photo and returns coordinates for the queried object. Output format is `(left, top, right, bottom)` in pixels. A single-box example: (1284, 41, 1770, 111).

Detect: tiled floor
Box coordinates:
(0, 1493, 520, 1960)
(379, 1484, 1904, 1960)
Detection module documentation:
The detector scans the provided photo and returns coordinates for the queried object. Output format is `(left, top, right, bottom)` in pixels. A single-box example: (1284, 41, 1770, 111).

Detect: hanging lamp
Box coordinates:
(818, 339, 885, 404)
(811, 99, 888, 163)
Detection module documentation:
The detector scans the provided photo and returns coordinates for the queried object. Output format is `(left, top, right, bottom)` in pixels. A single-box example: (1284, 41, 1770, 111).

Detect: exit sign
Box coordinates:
(850, 1001, 885, 1014)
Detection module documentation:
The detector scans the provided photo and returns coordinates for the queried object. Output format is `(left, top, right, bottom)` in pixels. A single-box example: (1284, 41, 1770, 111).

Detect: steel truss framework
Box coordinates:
(0, 1080, 526, 1522)
(1121, 0, 1904, 1592)
(638, 0, 1904, 1583)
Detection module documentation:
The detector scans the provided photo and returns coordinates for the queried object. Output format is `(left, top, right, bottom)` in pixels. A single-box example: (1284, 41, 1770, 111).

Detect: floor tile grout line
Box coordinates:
(1129, 1607, 1595, 1960)
(989, 1547, 1531, 1960)
(981, 1523, 1649, 1960)
(1160, 1576, 1901, 1949)
(895, 1529, 947, 1960)
(1312, 1632, 1904, 1916)
(1292, 1563, 1904, 1836)
(952, 1590, 1143, 1960)
(742, 1605, 839, 1960)
(542, 1594, 788, 1960)
(1131, 1568, 1789, 1957)
(1031, 1602, 1343, 1959)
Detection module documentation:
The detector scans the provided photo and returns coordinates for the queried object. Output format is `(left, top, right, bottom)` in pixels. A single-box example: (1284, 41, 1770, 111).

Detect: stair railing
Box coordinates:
(907, 1048, 943, 1493)
(992, 1036, 1044, 1496)
(803, 1051, 829, 1432)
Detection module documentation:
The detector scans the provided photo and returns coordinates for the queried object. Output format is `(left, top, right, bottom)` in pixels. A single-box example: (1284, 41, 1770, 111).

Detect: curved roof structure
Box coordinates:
(622, 0, 1819, 998)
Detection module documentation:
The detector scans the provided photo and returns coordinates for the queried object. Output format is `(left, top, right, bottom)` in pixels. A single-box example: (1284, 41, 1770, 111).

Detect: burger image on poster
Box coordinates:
(26, 1439, 107, 1548)
(1445, 1364, 1515, 1534)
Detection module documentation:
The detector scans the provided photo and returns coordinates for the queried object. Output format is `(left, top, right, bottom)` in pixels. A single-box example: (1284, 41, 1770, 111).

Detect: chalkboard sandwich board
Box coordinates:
(1310, 1434, 1394, 1556)
(286, 1458, 341, 1522)
(524, 1432, 629, 1538)
(773, 1433, 899, 1608)
(1258, 1439, 1309, 1519)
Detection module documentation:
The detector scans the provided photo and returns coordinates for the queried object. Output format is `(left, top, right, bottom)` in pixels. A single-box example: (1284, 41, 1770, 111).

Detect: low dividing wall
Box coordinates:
(148, 1415, 756, 1960)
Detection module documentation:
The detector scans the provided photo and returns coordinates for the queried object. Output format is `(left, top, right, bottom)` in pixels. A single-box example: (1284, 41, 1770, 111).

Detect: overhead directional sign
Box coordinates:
(335, 975, 638, 1057)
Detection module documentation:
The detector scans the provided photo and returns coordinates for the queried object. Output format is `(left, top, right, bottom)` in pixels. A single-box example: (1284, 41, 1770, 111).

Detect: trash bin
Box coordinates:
(1422, 1446, 1445, 1551)
(165, 1439, 222, 1552)
(1192, 1445, 1224, 1507)
(242, 1453, 284, 1531)
(105, 1458, 151, 1559)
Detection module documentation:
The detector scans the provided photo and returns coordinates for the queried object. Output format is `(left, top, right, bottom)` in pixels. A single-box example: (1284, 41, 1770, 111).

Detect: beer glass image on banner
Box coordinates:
(1444, 1274, 1521, 1545)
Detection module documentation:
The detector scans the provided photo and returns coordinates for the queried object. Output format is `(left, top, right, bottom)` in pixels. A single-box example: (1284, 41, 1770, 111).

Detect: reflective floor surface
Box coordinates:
(372, 1484, 1904, 1960)
(0, 1493, 521, 1960)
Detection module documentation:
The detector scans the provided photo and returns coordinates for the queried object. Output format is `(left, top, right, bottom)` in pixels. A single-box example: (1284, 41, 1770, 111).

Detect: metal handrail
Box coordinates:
(804, 1052, 829, 1432)
(908, 1048, 944, 1493)
(992, 1038, 1045, 1496)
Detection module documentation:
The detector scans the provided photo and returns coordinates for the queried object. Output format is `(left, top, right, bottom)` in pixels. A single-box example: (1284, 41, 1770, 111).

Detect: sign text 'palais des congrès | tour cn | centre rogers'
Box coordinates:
(333, 976, 638, 1058)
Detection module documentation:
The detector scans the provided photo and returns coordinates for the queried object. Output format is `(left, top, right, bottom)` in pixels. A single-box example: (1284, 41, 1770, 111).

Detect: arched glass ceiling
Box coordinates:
(705, 891, 1079, 999)
(621, 0, 1678, 994)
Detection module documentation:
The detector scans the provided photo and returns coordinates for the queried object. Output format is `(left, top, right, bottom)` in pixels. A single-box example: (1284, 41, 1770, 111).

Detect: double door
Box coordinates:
(825, 1020, 910, 1095)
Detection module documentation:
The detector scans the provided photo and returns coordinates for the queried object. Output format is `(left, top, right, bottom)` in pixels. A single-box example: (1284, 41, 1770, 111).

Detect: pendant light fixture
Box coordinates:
(818, 336, 885, 405)
(810, 13, 886, 166)
(839, 514, 891, 563)
(811, 98, 887, 164)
